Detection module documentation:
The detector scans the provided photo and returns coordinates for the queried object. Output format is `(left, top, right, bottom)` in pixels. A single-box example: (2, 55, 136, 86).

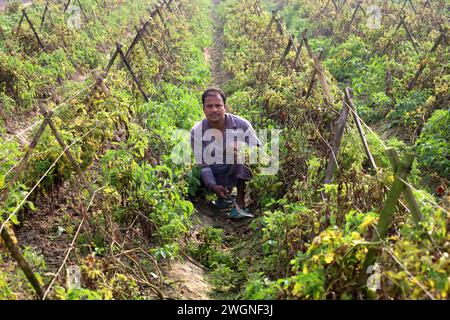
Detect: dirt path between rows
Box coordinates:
(161, 0, 252, 300)
(206, 0, 232, 88)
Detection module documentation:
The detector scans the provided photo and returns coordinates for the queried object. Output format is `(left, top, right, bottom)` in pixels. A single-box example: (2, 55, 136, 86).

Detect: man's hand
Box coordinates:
(211, 185, 229, 199)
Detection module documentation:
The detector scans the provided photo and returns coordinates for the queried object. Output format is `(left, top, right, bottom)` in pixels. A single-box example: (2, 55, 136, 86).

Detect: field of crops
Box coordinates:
(0, 0, 448, 302)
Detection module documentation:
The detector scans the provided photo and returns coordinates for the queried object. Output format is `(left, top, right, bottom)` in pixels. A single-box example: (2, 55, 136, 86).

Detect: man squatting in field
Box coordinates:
(190, 88, 261, 217)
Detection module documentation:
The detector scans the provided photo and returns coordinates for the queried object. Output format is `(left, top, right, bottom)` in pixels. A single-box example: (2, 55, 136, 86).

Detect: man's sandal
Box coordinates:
(228, 203, 254, 219)
(212, 195, 236, 210)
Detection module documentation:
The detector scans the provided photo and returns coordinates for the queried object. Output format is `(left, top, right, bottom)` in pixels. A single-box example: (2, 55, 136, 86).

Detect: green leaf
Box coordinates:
(10, 214, 19, 225)
(28, 201, 36, 211)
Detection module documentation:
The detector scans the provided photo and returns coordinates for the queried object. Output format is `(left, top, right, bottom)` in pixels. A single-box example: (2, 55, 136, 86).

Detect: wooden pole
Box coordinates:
(293, 38, 303, 71)
(264, 12, 276, 37)
(141, 21, 163, 57)
(76, 0, 89, 23)
(40, 2, 49, 31)
(346, 0, 363, 31)
(18, 10, 25, 29)
(125, 26, 144, 61)
(302, 31, 333, 105)
(401, 0, 417, 14)
(103, 47, 119, 77)
(116, 43, 150, 102)
(345, 88, 377, 171)
(375, 152, 414, 236)
(280, 36, 293, 66)
(324, 97, 350, 185)
(312, 51, 333, 105)
(400, 17, 419, 53)
(149, 7, 159, 19)
(162, 0, 172, 12)
(304, 68, 318, 100)
(156, 6, 170, 38)
(386, 149, 423, 226)
(407, 32, 444, 90)
(39, 107, 95, 197)
(22, 9, 47, 52)
(0, 122, 51, 300)
(330, 0, 339, 12)
(254, 0, 262, 16)
(359, 151, 415, 295)
(170, 0, 182, 15)
(0, 119, 50, 203)
(135, 25, 152, 60)
(64, 0, 72, 13)
(1, 226, 44, 298)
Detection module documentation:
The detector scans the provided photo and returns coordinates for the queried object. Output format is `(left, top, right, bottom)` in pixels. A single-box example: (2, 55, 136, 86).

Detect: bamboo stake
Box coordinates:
(0, 119, 50, 203)
(103, 47, 119, 77)
(407, 31, 444, 90)
(162, 0, 172, 12)
(40, 2, 49, 31)
(400, 17, 419, 53)
(39, 107, 95, 197)
(293, 38, 304, 70)
(0, 121, 52, 300)
(135, 25, 152, 60)
(125, 26, 144, 61)
(302, 32, 333, 105)
(76, 0, 89, 23)
(264, 12, 276, 37)
(21, 9, 47, 52)
(400, 0, 416, 14)
(116, 43, 150, 102)
(280, 36, 293, 66)
(345, 88, 377, 171)
(324, 97, 350, 185)
(156, 6, 170, 38)
(1, 226, 44, 298)
(304, 67, 318, 100)
(359, 151, 415, 296)
(386, 149, 423, 226)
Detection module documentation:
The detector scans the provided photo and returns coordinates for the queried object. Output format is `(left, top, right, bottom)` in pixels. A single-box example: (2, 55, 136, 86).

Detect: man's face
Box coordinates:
(203, 94, 226, 124)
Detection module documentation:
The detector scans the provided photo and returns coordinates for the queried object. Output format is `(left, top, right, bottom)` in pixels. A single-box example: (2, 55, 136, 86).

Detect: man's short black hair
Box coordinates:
(202, 88, 226, 105)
